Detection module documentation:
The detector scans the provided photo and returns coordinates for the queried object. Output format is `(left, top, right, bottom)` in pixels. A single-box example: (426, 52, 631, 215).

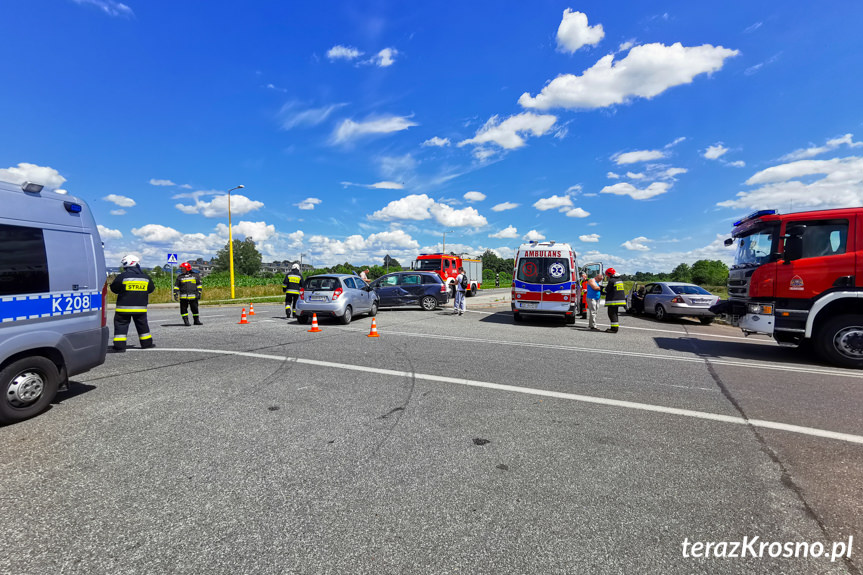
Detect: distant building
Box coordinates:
(261, 260, 314, 274)
(193, 258, 214, 277)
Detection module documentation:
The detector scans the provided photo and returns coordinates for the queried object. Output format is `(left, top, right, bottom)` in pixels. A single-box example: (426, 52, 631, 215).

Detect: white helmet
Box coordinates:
(291, 263, 300, 270)
(121, 254, 140, 268)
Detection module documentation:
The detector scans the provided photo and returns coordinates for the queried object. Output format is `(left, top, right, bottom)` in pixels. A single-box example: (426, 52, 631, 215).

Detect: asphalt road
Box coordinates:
(1, 298, 861, 574)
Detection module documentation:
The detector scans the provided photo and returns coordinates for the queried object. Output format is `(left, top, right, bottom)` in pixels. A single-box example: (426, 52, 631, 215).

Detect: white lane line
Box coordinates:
(572, 320, 774, 343)
(331, 326, 863, 380)
(143, 348, 863, 445)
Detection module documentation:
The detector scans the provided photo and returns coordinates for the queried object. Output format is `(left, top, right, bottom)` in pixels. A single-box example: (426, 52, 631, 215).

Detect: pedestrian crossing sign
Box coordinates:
(167, 253, 178, 265)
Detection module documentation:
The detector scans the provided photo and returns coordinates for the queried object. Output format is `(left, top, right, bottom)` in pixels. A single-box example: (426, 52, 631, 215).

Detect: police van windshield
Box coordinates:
(517, 258, 570, 285)
(733, 225, 778, 268)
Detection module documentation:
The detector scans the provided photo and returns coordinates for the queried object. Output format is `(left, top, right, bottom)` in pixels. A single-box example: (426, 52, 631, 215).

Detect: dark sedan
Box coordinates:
(370, 272, 449, 310)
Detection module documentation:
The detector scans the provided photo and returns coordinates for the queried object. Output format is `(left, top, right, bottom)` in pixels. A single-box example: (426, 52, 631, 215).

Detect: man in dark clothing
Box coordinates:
(173, 261, 203, 326)
(603, 267, 626, 333)
(110, 254, 156, 351)
(282, 263, 304, 318)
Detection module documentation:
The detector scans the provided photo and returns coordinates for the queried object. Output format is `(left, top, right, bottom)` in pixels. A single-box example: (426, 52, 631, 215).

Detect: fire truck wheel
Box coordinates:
(469, 285, 477, 297)
(817, 315, 863, 368)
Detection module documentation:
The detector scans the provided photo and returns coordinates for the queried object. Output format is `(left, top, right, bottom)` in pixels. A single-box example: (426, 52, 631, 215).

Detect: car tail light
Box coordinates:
(440, 283, 446, 293)
(101, 280, 108, 327)
(300, 288, 304, 299)
(332, 287, 343, 300)
(671, 296, 683, 303)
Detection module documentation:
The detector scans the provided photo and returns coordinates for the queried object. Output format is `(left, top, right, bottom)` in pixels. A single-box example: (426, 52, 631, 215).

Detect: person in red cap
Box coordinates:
(603, 267, 626, 333)
(173, 262, 203, 326)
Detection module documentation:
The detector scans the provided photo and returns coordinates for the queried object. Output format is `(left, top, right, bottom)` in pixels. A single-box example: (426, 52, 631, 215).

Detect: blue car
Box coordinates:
(371, 272, 449, 311)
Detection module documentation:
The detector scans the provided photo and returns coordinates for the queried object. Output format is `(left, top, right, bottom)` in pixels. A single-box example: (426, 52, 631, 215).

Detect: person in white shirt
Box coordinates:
(360, 269, 370, 284)
(453, 267, 467, 316)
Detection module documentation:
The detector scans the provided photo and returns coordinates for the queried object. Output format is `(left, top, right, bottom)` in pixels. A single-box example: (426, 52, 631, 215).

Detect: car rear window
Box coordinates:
(669, 285, 712, 295)
(422, 274, 442, 284)
(306, 276, 340, 291)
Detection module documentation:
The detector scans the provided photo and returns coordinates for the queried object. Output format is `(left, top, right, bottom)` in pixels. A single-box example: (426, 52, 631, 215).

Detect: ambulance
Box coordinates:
(511, 241, 578, 324)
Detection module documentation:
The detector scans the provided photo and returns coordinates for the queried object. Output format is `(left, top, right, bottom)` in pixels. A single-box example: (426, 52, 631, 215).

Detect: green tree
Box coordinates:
(212, 238, 263, 276)
(383, 255, 401, 270)
(481, 249, 502, 274)
(671, 263, 692, 283)
(690, 259, 729, 285)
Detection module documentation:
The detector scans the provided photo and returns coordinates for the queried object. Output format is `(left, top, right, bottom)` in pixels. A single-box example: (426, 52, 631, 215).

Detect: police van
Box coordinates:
(0, 179, 108, 424)
(511, 240, 578, 324)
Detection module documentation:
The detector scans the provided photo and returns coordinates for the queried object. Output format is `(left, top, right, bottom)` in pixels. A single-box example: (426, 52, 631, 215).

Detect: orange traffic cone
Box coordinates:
(249, 303, 256, 316)
(367, 318, 380, 338)
(307, 313, 322, 332)
(238, 307, 249, 324)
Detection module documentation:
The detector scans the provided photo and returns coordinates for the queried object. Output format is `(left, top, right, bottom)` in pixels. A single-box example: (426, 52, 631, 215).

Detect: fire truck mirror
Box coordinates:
(724, 237, 734, 247)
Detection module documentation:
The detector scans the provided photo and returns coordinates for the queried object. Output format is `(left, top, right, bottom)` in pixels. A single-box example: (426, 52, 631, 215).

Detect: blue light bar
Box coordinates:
(733, 209, 776, 227)
(64, 201, 82, 213)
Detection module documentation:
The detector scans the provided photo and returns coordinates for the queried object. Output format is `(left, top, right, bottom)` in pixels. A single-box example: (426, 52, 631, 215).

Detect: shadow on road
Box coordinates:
(653, 336, 823, 366)
(479, 311, 571, 327)
(53, 381, 97, 404)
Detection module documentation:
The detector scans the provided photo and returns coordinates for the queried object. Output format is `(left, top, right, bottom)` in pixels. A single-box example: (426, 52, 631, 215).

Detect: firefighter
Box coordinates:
(173, 261, 203, 326)
(110, 254, 156, 351)
(579, 272, 589, 319)
(603, 267, 626, 333)
(282, 263, 304, 318)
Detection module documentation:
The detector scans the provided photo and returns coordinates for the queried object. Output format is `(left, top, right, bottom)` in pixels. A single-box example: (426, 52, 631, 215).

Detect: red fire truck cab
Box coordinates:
(412, 253, 482, 296)
(726, 208, 863, 368)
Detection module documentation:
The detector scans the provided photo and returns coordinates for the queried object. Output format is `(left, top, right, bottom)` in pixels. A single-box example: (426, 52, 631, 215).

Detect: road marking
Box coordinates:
(143, 348, 863, 445)
(331, 326, 863, 380)
(572, 320, 774, 343)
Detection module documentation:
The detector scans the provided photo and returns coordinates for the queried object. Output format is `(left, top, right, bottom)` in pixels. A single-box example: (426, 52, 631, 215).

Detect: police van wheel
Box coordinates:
(0, 357, 60, 424)
(817, 314, 863, 369)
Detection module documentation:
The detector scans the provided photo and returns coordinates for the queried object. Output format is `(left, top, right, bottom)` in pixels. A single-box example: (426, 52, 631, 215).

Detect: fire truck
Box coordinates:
(412, 253, 482, 296)
(725, 208, 863, 368)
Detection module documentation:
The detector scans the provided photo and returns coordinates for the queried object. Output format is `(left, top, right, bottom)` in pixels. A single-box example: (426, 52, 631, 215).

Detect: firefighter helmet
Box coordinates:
(605, 267, 617, 277)
(180, 262, 192, 272)
(121, 254, 140, 268)
(292, 263, 300, 270)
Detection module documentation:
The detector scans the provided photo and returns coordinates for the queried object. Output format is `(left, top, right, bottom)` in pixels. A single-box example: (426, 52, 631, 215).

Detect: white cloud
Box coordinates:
(175, 193, 264, 217)
(72, 0, 133, 17)
(333, 115, 417, 144)
(296, 197, 322, 210)
(110, 209, 127, 216)
(607, 172, 621, 180)
(523, 230, 546, 242)
(601, 181, 670, 200)
(305, 229, 420, 266)
(464, 191, 486, 202)
(626, 172, 645, 180)
(533, 194, 573, 211)
(214, 221, 276, 242)
(370, 194, 436, 221)
(579, 234, 600, 242)
(422, 136, 451, 147)
(458, 112, 557, 150)
(718, 156, 863, 211)
(780, 134, 863, 161)
(132, 224, 183, 244)
(704, 144, 728, 160)
(0, 163, 66, 189)
(104, 194, 136, 207)
(370, 48, 398, 67)
(490, 225, 518, 239)
(662, 167, 688, 178)
(279, 102, 347, 130)
(371, 181, 404, 190)
(519, 42, 739, 110)
(613, 149, 665, 165)
(149, 178, 175, 187)
(622, 236, 651, 251)
(97, 225, 123, 240)
(565, 207, 590, 218)
(327, 45, 363, 61)
(429, 204, 488, 227)
(728, 161, 746, 168)
(556, 9, 604, 54)
(491, 202, 519, 212)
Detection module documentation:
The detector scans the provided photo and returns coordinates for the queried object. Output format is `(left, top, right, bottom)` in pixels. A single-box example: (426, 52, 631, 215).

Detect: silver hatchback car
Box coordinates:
(296, 274, 379, 325)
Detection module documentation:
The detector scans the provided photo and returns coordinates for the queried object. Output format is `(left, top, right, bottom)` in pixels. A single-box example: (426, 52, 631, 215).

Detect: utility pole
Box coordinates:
(442, 230, 454, 254)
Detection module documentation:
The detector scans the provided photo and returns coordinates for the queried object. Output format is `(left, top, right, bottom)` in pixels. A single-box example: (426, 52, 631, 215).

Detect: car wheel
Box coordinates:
(699, 317, 714, 325)
(340, 305, 353, 325)
(421, 296, 437, 311)
(816, 314, 863, 368)
(369, 301, 378, 317)
(297, 314, 309, 325)
(0, 356, 60, 424)
(655, 304, 667, 321)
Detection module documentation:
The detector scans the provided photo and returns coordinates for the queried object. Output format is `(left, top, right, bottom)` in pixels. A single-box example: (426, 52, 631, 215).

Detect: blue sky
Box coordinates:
(3, 1, 863, 272)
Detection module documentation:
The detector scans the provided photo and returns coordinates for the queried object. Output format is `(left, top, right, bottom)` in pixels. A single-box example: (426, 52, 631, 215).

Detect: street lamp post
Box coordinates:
(442, 230, 454, 254)
(226, 184, 244, 299)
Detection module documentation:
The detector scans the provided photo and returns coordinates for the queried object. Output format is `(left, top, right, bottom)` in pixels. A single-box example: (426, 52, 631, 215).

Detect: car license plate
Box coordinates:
(520, 302, 538, 309)
(310, 295, 327, 301)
